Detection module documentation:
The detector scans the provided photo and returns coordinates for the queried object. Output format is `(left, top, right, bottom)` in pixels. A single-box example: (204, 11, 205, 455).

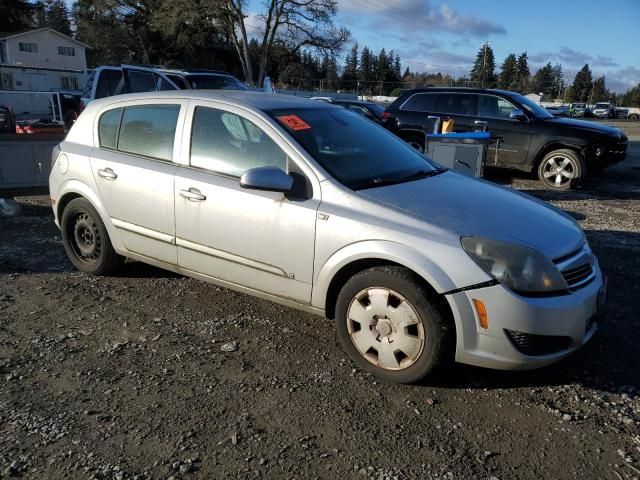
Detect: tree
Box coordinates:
(621, 82, 640, 107)
(220, 0, 350, 85)
(35, 0, 72, 36)
(358, 46, 373, 89)
(470, 43, 496, 88)
(341, 42, 358, 89)
(591, 76, 607, 103)
(498, 53, 517, 90)
(0, 0, 34, 32)
(551, 63, 564, 100)
(532, 63, 555, 97)
(570, 64, 593, 102)
(515, 52, 530, 93)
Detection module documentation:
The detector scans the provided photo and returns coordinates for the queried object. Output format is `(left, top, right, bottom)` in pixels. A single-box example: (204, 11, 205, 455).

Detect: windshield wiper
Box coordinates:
(354, 167, 446, 190)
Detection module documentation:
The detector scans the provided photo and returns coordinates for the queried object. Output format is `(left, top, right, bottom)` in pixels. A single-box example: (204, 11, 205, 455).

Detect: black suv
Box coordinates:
(383, 88, 628, 190)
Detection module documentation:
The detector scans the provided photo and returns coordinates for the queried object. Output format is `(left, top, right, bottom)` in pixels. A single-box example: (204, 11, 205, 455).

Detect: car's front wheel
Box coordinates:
(537, 149, 585, 191)
(61, 198, 123, 275)
(335, 266, 453, 384)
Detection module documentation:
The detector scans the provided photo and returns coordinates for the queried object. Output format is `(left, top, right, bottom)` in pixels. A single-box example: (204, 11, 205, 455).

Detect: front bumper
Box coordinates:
(446, 259, 605, 370)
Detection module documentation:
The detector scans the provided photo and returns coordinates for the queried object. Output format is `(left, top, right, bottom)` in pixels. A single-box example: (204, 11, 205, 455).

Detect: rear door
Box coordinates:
(476, 94, 532, 166)
(434, 92, 477, 132)
(397, 92, 440, 133)
(90, 99, 187, 264)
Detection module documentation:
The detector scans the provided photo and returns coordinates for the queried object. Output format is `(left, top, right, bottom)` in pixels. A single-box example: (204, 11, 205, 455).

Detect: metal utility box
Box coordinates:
(426, 132, 493, 178)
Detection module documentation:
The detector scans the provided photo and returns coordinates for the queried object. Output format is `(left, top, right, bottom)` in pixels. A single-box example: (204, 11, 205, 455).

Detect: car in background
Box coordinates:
(382, 87, 628, 190)
(50, 90, 605, 383)
(592, 102, 616, 119)
(569, 103, 587, 117)
(332, 100, 386, 123)
(546, 105, 569, 117)
(81, 65, 247, 106)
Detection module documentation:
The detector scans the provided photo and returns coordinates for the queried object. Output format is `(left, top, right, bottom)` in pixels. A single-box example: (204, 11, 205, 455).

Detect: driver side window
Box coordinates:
(478, 95, 518, 119)
(190, 107, 287, 177)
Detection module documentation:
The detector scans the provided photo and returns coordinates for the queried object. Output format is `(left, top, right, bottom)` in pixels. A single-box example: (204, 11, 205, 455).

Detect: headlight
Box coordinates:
(461, 237, 568, 293)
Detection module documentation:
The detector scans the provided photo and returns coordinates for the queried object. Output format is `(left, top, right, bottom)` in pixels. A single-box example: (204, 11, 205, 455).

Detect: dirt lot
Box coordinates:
(1, 124, 640, 480)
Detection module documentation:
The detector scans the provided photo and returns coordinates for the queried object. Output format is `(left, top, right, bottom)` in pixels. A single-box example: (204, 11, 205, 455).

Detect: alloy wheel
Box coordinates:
(347, 287, 425, 370)
(542, 156, 575, 187)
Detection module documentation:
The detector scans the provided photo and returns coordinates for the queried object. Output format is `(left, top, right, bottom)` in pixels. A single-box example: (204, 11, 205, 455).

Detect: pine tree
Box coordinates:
(551, 63, 564, 100)
(570, 64, 593, 102)
(498, 53, 517, 90)
(341, 42, 358, 89)
(591, 76, 607, 103)
(358, 46, 374, 90)
(532, 63, 555, 97)
(35, 0, 72, 36)
(515, 52, 530, 93)
(0, 0, 34, 32)
(469, 43, 496, 88)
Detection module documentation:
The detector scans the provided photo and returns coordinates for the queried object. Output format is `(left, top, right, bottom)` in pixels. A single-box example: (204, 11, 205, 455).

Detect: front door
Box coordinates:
(174, 104, 319, 303)
(476, 94, 532, 166)
(90, 101, 185, 264)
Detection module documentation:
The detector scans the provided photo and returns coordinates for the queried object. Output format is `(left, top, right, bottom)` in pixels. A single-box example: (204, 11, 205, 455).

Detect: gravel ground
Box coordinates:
(1, 126, 639, 480)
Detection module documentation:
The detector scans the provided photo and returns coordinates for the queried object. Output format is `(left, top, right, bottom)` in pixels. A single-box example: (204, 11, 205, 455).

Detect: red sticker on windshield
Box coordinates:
(277, 115, 311, 131)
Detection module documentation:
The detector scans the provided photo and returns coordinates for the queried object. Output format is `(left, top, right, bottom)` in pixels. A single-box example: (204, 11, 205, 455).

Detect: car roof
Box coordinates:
(88, 91, 335, 112)
(400, 87, 520, 96)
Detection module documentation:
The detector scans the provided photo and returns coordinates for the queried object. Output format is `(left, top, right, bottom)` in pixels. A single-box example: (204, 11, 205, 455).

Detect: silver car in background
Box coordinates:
(49, 91, 606, 383)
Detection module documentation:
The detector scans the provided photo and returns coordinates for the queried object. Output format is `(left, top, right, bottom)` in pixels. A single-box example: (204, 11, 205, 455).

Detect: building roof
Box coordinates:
(0, 28, 91, 49)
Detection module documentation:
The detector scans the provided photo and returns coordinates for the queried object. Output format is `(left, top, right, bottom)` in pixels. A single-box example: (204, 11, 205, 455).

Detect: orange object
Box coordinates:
(441, 117, 455, 133)
(276, 115, 312, 131)
(473, 299, 489, 329)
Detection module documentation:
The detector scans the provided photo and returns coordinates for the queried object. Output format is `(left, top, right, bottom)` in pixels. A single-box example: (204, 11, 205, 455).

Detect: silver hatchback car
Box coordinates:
(49, 91, 606, 383)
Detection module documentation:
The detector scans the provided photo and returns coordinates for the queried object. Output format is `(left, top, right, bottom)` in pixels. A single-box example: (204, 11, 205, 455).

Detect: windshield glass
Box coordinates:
(186, 75, 248, 90)
(267, 107, 442, 190)
(594, 103, 609, 109)
(512, 93, 554, 119)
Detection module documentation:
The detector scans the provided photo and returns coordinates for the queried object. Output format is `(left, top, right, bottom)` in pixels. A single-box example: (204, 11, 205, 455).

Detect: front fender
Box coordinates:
(311, 240, 458, 310)
(55, 179, 125, 253)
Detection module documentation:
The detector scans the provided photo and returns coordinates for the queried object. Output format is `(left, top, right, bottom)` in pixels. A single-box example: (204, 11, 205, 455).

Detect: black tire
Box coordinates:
(630, 114, 639, 121)
(0, 198, 21, 217)
(335, 266, 453, 384)
(537, 149, 586, 191)
(401, 132, 425, 152)
(61, 198, 123, 275)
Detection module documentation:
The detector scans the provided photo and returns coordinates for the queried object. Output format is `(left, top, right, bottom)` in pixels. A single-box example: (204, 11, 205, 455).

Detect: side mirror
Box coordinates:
(240, 166, 293, 193)
(510, 109, 526, 121)
(263, 76, 275, 94)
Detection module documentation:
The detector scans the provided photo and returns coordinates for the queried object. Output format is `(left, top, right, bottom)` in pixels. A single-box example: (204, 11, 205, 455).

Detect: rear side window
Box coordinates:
(95, 69, 124, 99)
(126, 70, 156, 93)
(82, 70, 95, 98)
(117, 105, 180, 161)
(190, 106, 286, 177)
(401, 93, 437, 112)
(98, 108, 122, 149)
(436, 93, 475, 116)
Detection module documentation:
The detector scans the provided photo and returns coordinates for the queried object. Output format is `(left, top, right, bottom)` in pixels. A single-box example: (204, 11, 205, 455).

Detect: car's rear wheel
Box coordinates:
(61, 198, 123, 275)
(335, 266, 453, 384)
(630, 114, 639, 120)
(537, 149, 585, 191)
(401, 133, 425, 153)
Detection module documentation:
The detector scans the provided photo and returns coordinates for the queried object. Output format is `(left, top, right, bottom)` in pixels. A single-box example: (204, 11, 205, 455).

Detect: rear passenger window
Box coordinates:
(98, 108, 122, 149)
(126, 70, 156, 93)
(190, 107, 286, 177)
(117, 105, 180, 161)
(436, 94, 475, 116)
(401, 93, 437, 112)
(95, 69, 124, 99)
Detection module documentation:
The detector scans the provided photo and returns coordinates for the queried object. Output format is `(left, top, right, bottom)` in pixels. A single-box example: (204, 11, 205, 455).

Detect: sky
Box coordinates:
(330, 0, 640, 92)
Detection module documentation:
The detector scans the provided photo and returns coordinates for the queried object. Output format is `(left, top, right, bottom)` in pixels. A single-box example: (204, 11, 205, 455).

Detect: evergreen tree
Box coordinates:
(470, 43, 496, 88)
(532, 63, 555, 97)
(551, 63, 564, 100)
(358, 46, 374, 90)
(35, 0, 72, 36)
(498, 53, 518, 90)
(591, 76, 607, 103)
(621, 82, 640, 107)
(321, 54, 338, 90)
(341, 42, 358, 89)
(570, 64, 593, 102)
(515, 52, 530, 93)
(0, 0, 34, 32)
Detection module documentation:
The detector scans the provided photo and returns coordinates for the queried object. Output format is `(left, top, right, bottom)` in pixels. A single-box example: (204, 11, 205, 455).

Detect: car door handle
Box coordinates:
(179, 188, 206, 201)
(97, 168, 117, 180)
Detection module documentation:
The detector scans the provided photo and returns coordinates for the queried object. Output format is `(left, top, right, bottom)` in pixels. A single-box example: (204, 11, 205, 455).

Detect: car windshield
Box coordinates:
(594, 103, 609, 109)
(512, 93, 554, 119)
(267, 107, 443, 190)
(186, 75, 248, 90)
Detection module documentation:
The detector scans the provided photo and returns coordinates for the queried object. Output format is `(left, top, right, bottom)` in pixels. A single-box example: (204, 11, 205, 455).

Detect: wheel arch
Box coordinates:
(532, 141, 586, 169)
(55, 180, 125, 253)
(313, 241, 458, 319)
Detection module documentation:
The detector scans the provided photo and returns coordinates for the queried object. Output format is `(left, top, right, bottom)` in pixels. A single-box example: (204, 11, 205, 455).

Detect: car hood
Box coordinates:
(359, 171, 585, 260)
(543, 117, 622, 137)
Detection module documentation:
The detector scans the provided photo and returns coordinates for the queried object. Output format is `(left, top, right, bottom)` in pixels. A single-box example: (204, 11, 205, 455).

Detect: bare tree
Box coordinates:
(220, 0, 349, 85)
